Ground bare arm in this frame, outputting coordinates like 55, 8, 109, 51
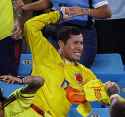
11, 0, 22, 39
87, 5, 112, 19
64, 5, 112, 19
15, 0, 51, 12
0, 75, 44, 93
21, 76, 44, 93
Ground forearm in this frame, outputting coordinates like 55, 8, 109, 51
21, 76, 44, 93
13, 0, 23, 20
24, 11, 61, 31
21, 0, 50, 11
89, 5, 111, 19
80, 5, 112, 19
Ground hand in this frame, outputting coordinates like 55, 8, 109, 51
60, 6, 85, 18
15, 0, 24, 10
11, 19, 22, 39
67, 7, 84, 16
60, 7, 72, 19
104, 81, 120, 96
0, 75, 22, 84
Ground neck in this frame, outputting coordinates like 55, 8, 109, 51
58, 49, 79, 65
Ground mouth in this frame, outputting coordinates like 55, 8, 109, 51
73, 52, 81, 56
72, 52, 82, 60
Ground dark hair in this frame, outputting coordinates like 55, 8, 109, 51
57, 26, 83, 44
111, 101, 125, 117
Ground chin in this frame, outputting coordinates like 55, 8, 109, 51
72, 57, 80, 62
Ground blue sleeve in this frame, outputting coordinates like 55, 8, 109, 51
93, 0, 109, 8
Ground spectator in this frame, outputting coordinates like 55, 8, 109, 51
14, 0, 53, 52
0, 75, 44, 117
24, 10, 118, 117
51, 0, 112, 67
0, 0, 22, 75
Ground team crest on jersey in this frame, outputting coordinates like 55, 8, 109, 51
93, 86, 102, 99
75, 73, 83, 83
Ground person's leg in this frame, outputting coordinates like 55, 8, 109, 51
80, 27, 97, 68
0, 37, 17, 75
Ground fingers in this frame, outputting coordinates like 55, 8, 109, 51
105, 81, 120, 96
60, 6, 83, 20
15, 0, 24, 9
12, 25, 22, 39
0, 75, 12, 84
60, 7, 71, 19
0, 75, 18, 84
63, 7, 83, 16
11, 19, 22, 39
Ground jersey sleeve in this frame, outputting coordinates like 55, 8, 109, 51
24, 11, 62, 69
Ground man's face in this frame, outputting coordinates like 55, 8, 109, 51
60, 34, 84, 61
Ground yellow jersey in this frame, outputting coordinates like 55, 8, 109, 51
24, 11, 109, 117
0, 0, 14, 40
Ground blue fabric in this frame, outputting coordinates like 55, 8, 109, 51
18, 53, 32, 76
68, 104, 110, 117
0, 81, 23, 97
80, 26, 97, 67
52, 0, 103, 67
53, 0, 105, 21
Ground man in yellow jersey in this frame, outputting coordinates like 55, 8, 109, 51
0, 0, 21, 75
0, 75, 46, 117
24, 10, 119, 117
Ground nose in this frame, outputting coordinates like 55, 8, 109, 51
76, 42, 83, 51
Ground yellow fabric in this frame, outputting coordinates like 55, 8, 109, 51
5, 88, 43, 117
0, 0, 14, 40
77, 103, 92, 117
83, 79, 110, 104
76, 79, 110, 117
24, 11, 109, 117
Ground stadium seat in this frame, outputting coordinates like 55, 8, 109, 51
68, 104, 110, 117
91, 53, 125, 81
0, 53, 32, 97
0, 81, 23, 97
91, 53, 125, 98
18, 53, 32, 76
91, 53, 124, 74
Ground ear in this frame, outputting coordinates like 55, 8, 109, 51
58, 40, 64, 49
